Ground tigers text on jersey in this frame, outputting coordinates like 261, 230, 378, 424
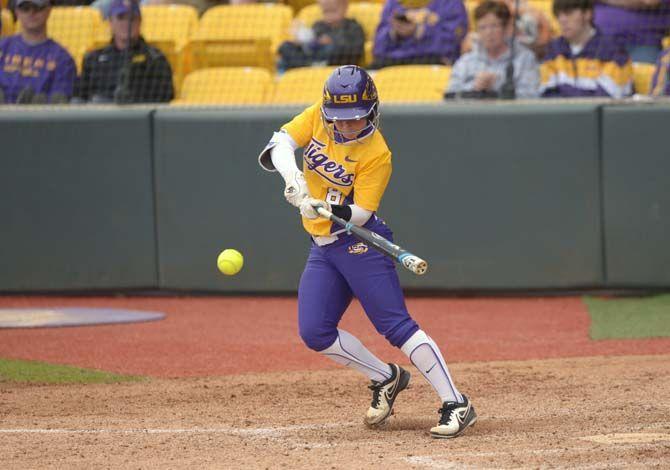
282, 102, 392, 237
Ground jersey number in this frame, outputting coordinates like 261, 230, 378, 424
326, 188, 343, 205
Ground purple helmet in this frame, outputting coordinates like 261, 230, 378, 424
321, 65, 379, 143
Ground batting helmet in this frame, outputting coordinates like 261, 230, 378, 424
321, 65, 379, 143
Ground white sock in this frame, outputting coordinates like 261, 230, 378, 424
320, 329, 393, 383
401, 330, 463, 403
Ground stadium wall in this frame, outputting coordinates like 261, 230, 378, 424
0, 109, 157, 291
1, 103, 668, 292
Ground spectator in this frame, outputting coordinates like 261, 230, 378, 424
0, 0, 76, 104
446, 0, 540, 98
594, 0, 670, 64
540, 0, 632, 97
278, 0, 365, 72
371, 0, 468, 68
650, 46, 670, 94
76, 0, 174, 103
463, 0, 556, 59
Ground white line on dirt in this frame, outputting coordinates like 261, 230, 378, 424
0, 421, 358, 437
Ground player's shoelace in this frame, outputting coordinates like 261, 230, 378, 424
437, 403, 456, 425
368, 381, 383, 408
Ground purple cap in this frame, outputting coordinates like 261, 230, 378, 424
16, 0, 50, 7
109, 0, 141, 18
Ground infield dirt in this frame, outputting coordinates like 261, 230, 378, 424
2, 354, 668, 469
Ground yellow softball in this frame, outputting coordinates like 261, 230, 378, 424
217, 249, 244, 276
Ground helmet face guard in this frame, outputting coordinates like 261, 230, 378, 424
320, 65, 380, 144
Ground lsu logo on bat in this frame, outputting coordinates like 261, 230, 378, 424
303, 138, 354, 186
348, 242, 369, 255
333, 94, 358, 104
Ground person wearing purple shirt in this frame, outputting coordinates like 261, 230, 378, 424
371, 0, 468, 68
594, 0, 670, 63
0, 0, 76, 104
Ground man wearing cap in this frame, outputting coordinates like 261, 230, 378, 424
0, 0, 76, 104
76, 0, 173, 103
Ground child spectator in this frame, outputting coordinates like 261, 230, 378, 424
0, 0, 76, 104
650, 46, 670, 95
540, 0, 633, 97
446, 0, 540, 98
371, 0, 468, 68
278, 0, 365, 72
76, 0, 174, 103
463, 0, 556, 59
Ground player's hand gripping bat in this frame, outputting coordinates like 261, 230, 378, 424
316, 207, 428, 276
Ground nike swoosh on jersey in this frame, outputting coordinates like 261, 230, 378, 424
344, 156, 358, 162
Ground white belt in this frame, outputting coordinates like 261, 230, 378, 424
312, 228, 348, 246
311, 214, 377, 246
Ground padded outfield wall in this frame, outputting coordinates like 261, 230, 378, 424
1, 103, 669, 292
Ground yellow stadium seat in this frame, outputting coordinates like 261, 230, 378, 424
271, 66, 335, 105
373, 65, 451, 103
1, 9, 14, 37
140, 5, 198, 90
632, 62, 656, 95
296, 3, 322, 28
528, 0, 560, 38
173, 67, 272, 105
285, 0, 317, 15
45, 7, 102, 71
187, 4, 292, 71
465, 0, 477, 29
348, 2, 383, 41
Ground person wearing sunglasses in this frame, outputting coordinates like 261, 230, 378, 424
0, 0, 76, 104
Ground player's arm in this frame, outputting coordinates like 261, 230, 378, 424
258, 104, 317, 207
258, 130, 308, 207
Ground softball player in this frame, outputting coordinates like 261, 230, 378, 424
258, 65, 476, 438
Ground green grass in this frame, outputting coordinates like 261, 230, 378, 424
584, 295, 670, 340
0, 358, 144, 384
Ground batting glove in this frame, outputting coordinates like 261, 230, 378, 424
300, 198, 331, 219
284, 170, 309, 207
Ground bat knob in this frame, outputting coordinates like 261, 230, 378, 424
401, 255, 428, 275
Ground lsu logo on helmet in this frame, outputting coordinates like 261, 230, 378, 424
347, 242, 369, 255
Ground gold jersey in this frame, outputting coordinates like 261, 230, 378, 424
282, 102, 392, 237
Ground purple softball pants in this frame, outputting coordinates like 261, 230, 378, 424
298, 217, 419, 352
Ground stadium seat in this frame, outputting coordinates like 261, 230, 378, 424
172, 67, 273, 105
632, 62, 656, 95
140, 5, 198, 89
527, 0, 560, 37
43, 7, 102, 71
187, 4, 292, 71
271, 66, 335, 105
373, 65, 451, 103
1, 8, 13, 37
296, 3, 322, 28
465, 0, 477, 29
